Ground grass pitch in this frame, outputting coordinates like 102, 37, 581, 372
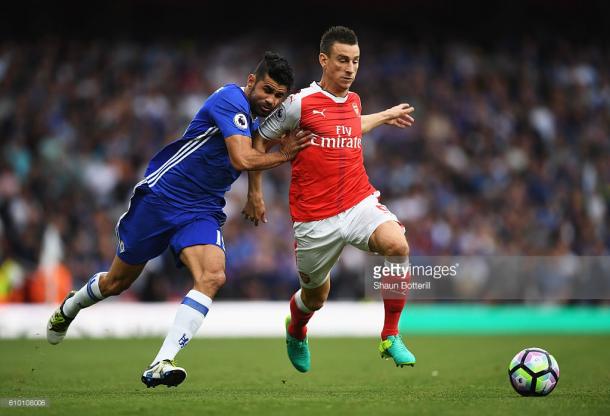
2, 335, 609, 415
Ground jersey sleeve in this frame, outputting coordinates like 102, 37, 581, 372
257, 93, 301, 140
354, 93, 362, 116
209, 88, 253, 139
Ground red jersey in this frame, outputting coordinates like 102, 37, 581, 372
259, 82, 375, 221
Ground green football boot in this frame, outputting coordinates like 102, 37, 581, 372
285, 316, 311, 373
379, 335, 416, 367
46, 290, 77, 345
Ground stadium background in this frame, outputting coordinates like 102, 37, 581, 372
0, 1, 609, 415
1, 0, 608, 305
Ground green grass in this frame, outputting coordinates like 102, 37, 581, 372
1, 336, 609, 415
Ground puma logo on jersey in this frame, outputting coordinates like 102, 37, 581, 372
312, 109, 326, 117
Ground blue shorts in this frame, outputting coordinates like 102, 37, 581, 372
115, 183, 225, 266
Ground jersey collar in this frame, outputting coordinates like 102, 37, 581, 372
240, 86, 257, 121
311, 82, 350, 103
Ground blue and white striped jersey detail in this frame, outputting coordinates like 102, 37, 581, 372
145, 127, 218, 188
141, 84, 255, 216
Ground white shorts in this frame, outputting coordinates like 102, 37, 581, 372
293, 192, 403, 289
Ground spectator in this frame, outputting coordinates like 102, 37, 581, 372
0, 35, 608, 301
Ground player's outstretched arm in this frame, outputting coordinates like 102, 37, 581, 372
361, 103, 415, 134
225, 130, 312, 171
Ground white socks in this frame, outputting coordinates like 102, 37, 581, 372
151, 289, 212, 365
62, 278, 211, 365
62, 272, 106, 318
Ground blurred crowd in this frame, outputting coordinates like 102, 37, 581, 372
1, 33, 608, 303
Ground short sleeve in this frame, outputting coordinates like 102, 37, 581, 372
258, 93, 301, 140
209, 88, 252, 139
354, 93, 362, 115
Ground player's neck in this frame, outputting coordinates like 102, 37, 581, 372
241, 86, 257, 119
317, 79, 349, 98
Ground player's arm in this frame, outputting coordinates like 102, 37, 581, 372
243, 133, 269, 225
242, 130, 305, 225
243, 99, 300, 225
361, 103, 415, 134
225, 130, 310, 171
211, 90, 307, 171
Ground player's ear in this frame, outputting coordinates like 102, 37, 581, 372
319, 53, 328, 69
246, 74, 256, 89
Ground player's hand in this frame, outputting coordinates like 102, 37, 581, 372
242, 194, 267, 226
384, 103, 415, 128
279, 129, 314, 160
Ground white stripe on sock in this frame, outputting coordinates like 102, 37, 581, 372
294, 289, 312, 313
151, 290, 211, 365
185, 289, 213, 309
62, 272, 106, 318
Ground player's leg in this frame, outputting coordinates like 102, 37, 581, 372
142, 217, 225, 388
288, 277, 330, 340
149, 244, 224, 366
286, 219, 344, 372
285, 278, 331, 373
369, 220, 410, 334
368, 220, 415, 367
46, 259, 149, 345
46, 183, 168, 345
65, 256, 146, 316
345, 193, 415, 367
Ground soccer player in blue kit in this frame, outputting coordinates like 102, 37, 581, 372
46, 52, 311, 388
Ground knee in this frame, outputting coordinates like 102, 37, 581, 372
383, 238, 410, 258
100, 273, 133, 296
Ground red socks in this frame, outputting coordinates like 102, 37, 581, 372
380, 267, 410, 340
288, 293, 314, 340
381, 298, 406, 339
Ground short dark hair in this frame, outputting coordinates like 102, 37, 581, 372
320, 26, 358, 56
254, 51, 294, 91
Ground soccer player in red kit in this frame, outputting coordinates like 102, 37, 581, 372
246, 26, 415, 372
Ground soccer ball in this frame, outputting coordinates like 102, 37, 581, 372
508, 347, 559, 396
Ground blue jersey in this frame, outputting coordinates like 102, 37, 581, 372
142, 84, 257, 223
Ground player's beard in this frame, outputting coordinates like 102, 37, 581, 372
256, 104, 273, 118
248, 91, 272, 118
